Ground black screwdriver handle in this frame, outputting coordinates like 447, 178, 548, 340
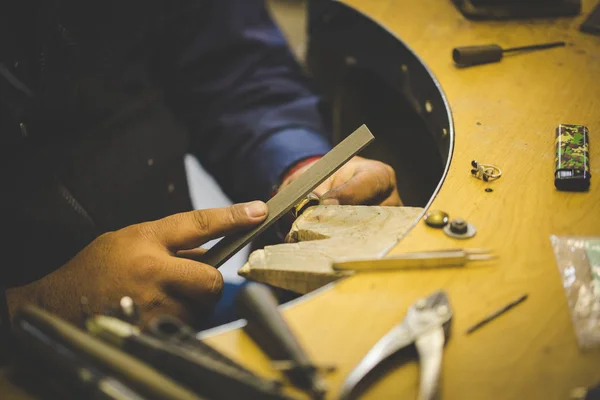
236, 283, 327, 397
237, 283, 311, 367
453, 44, 503, 66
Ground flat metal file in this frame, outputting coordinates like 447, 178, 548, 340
202, 125, 375, 268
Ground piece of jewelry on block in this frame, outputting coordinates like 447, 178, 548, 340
470, 160, 502, 182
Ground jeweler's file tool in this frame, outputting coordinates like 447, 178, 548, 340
15, 306, 200, 400
452, 41, 565, 66
202, 125, 375, 268
87, 315, 291, 400
333, 248, 494, 271
339, 291, 452, 400
236, 283, 329, 399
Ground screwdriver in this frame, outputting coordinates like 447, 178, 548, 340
452, 41, 566, 66
236, 283, 329, 399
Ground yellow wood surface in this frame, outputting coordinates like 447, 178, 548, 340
206, 1, 600, 399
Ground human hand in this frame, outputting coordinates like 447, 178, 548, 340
6, 201, 268, 325
282, 156, 402, 206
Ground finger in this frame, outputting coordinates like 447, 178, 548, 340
380, 189, 404, 207
311, 176, 334, 198
159, 256, 224, 310
147, 201, 268, 251
380, 190, 403, 207
321, 165, 395, 206
176, 248, 207, 262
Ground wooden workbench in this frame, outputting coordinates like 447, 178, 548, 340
204, 1, 600, 398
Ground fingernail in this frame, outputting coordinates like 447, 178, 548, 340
321, 198, 339, 206
245, 201, 268, 218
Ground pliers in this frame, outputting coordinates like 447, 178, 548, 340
339, 291, 453, 400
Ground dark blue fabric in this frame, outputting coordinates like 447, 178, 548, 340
158, 0, 332, 202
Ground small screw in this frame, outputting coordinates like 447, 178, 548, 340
485, 188, 493, 193
449, 218, 468, 234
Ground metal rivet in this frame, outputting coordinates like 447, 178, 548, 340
424, 210, 449, 228
425, 101, 433, 113
345, 56, 357, 65
147, 159, 154, 166
401, 64, 408, 73
19, 122, 28, 138
168, 183, 175, 193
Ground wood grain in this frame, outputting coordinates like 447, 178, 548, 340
206, 1, 600, 399
238, 205, 423, 293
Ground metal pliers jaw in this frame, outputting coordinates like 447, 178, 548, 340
339, 291, 453, 400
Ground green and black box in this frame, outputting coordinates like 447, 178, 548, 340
555, 124, 591, 191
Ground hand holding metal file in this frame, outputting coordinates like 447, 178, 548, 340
202, 125, 375, 268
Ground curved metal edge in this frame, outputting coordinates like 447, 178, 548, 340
203, 1, 455, 337
366, 16, 455, 256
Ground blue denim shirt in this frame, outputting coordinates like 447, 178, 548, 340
162, 0, 332, 201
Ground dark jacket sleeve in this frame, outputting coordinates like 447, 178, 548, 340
155, 0, 331, 202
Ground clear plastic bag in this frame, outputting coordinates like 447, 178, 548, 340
550, 235, 600, 350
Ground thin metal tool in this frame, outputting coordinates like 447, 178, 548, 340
333, 249, 494, 271
453, 41, 565, 66
87, 315, 291, 400
14, 312, 147, 400
14, 306, 200, 400
146, 315, 279, 389
202, 125, 375, 268
236, 283, 331, 399
339, 291, 452, 400
465, 294, 528, 335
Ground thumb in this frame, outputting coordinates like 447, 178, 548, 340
148, 201, 268, 251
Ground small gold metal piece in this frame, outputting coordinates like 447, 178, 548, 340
293, 193, 320, 218
424, 210, 449, 228
470, 160, 502, 182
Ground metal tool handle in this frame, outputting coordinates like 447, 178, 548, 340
452, 45, 503, 66
15, 306, 200, 400
237, 283, 311, 367
237, 283, 325, 397
415, 328, 445, 400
